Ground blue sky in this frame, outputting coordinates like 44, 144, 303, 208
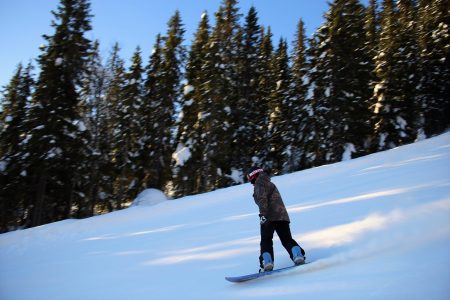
0, 0, 369, 89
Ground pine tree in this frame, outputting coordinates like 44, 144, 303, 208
103, 43, 126, 211
256, 27, 275, 170
0, 63, 34, 231
268, 38, 292, 175
22, 0, 92, 226
139, 35, 164, 193
304, 0, 372, 165
233, 6, 263, 177
287, 19, 308, 172
142, 11, 185, 193
79, 40, 108, 215
372, 0, 420, 150
417, 0, 450, 136
325, 0, 373, 161
113, 47, 144, 207
159, 10, 186, 192
201, 0, 242, 190
364, 0, 380, 150
172, 12, 210, 196
301, 27, 334, 168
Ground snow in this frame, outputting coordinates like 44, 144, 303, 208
226, 168, 244, 184
55, 57, 63, 66
1, 133, 450, 300
183, 84, 195, 95
131, 189, 167, 207
276, 80, 283, 90
73, 120, 87, 132
341, 143, 356, 161
172, 143, 192, 167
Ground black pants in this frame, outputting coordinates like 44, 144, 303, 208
259, 221, 305, 268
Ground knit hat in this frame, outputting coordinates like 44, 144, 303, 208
247, 167, 264, 183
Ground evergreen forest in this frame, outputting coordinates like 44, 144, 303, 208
1, 0, 449, 232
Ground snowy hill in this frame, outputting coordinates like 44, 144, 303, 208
1, 133, 450, 300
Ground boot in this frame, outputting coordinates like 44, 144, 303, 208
261, 252, 274, 271
292, 246, 305, 265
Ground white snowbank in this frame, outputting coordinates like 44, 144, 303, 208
131, 188, 167, 207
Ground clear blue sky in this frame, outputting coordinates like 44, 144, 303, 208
0, 0, 369, 89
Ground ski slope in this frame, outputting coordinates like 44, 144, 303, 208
1, 133, 450, 300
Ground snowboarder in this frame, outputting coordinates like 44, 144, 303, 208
247, 166, 306, 272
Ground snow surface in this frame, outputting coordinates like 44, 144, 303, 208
1, 133, 450, 300
131, 189, 167, 207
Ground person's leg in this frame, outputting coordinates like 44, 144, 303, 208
259, 222, 275, 269
274, 221, 305, 260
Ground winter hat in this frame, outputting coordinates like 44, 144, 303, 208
247, 167, 264, 183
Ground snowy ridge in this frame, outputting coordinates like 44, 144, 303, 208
1, 133, 450, 300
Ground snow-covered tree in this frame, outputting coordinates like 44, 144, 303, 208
286, 19, 308, 172
21, 0, 93, 226
372, 0, 420, 150
302, 0, 372, 166
141, 11, 185, 193
232, 6, 263, 177
417, 0, 450, 137
256, 27, 275, 170
172, 12, 210, 196
268, 38, 292, 175
113, 47, 144, 207
200, 0, 242, 190
0, 63, 34, 231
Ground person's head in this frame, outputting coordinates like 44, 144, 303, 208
247, 167, 264, 185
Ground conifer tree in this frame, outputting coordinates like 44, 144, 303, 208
417, 0, 450, 136
172, 12, 210, 196
325, 0, 373, 161
232, 6, 267, 178
256, 27, 275, 170
159, 11, 186, 192
372, 0, 420, 150
103, 42, 126, 211
79, 40, 108, 215
287, 19, 308, 172
113, 47, 144, 207
305, 0, 372, 164
268, 38, 292, 175
201, 0, 242, 190
233, 6, 263, 176
0, 63, 34, 231
396, 0, 421, 136
22, 0, 92, 226
142, 11, 185, 192
364, 0, 380, 149
300, 31, 329, 168
139, 35, 165, 192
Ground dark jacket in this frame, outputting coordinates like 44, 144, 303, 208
253, 172, 290, 222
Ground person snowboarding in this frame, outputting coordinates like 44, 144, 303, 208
247, 166, 306, 272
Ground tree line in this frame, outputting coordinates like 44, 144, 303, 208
1, 0, 448, 232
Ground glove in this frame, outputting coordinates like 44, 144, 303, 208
259, 215, 267, 225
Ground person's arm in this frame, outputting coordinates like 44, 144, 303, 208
254, 180, 269, 218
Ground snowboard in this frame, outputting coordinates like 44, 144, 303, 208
225, 262, 310, 283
